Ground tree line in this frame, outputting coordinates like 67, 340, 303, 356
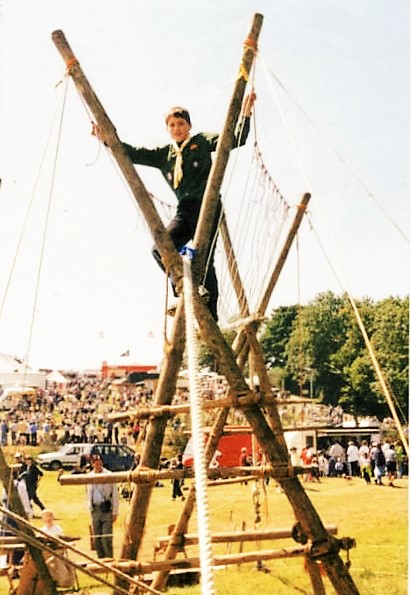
259, 291, 409, 421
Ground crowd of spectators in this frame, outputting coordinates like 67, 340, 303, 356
0, 373, 407, 491
0, 375, 155, 448
291, 438, 407, 486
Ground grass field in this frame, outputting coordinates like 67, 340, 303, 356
0, 459, 408, 594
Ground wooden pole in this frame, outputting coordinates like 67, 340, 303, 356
156, 525, 338, 546
50, 30, 190, 572
58, 464, 327, 486
219, 211, 249, 314
120, 312, 186, 563
51, 29, 184, 296
83, 544, 324, 574
192, 14, 263, 280
106, 391, 268, 421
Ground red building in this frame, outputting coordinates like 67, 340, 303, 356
101, 360, 157, 379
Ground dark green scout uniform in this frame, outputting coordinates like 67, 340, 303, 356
122, 116, 251, 320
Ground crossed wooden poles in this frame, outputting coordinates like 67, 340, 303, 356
52, 13, 359, 595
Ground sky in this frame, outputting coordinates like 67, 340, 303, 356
0, 0, 409, 372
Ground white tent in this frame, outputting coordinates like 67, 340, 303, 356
45, 370, 69, 387
0, 353, 46, 389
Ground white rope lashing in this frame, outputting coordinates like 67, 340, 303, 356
182, 247, 215, 595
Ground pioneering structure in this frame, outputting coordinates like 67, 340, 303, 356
0, 13, 360, 595
52, 13, 359, 595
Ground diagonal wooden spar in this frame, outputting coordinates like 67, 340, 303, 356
51, 30, 184, 298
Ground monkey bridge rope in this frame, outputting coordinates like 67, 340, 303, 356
182, 246, 215, 595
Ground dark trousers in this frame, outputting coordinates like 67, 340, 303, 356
27, 487, 45, 511
152, 200, 220, 320
91, 508, 114, 558
172, 479, 184, 499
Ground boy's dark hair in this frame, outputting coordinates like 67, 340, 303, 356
165, 107, 191, 125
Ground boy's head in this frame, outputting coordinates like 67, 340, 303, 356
165, 107, 192, 143
42, 509, 55, 526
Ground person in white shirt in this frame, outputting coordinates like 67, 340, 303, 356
346, 441, 360, 477
40, 509, 64, 537
86, 456, 119, 558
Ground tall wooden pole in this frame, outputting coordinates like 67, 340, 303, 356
219, 211, 249, 315
51, 30, 188, 565
120, 312, 185, 563
51, 30, 184, 295
192, 13, 263, 280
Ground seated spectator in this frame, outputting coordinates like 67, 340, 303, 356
40, 510, 64, 538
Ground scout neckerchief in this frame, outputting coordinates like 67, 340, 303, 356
173, 136, 191, 189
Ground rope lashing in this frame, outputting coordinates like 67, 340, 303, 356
243, 38, 258, 53
237, 39, 258, 82
222, 312, 266, 331
65, 57, 79, 74
182, 245, 215, 595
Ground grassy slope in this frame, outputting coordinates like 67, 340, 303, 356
0, 467, 407, 594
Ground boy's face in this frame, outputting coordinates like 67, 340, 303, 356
42, 512, 54, 525
166, 115, 191, 143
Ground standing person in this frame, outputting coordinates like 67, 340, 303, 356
373, 444, 386, 485
1, 472, 33, 566
384, 443, 397, 487
209, 449, 222, 469
328, 440, 346, 474
0, 419, 9, 446
21, 455, 46, 512
346, 441, 360, 477
86, 456, 119, 558
93, 93, 256, 321
239, 447, 251, 466
113, 421, 121, 445
360, 451, 372, 484
171, 454, 185, 501
358, 440, 370, 460
394, 441, 405, 479
29, 420, 38, 446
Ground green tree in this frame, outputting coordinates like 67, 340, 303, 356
285, 292, 349, 403
369, 296, 409, 418
197, 330, 236, 373
333, 298, 383, 417
260, 305, 298, 391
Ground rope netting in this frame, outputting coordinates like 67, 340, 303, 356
217, 139, 291, 325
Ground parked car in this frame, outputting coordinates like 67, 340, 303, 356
36, 443, 135, 472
